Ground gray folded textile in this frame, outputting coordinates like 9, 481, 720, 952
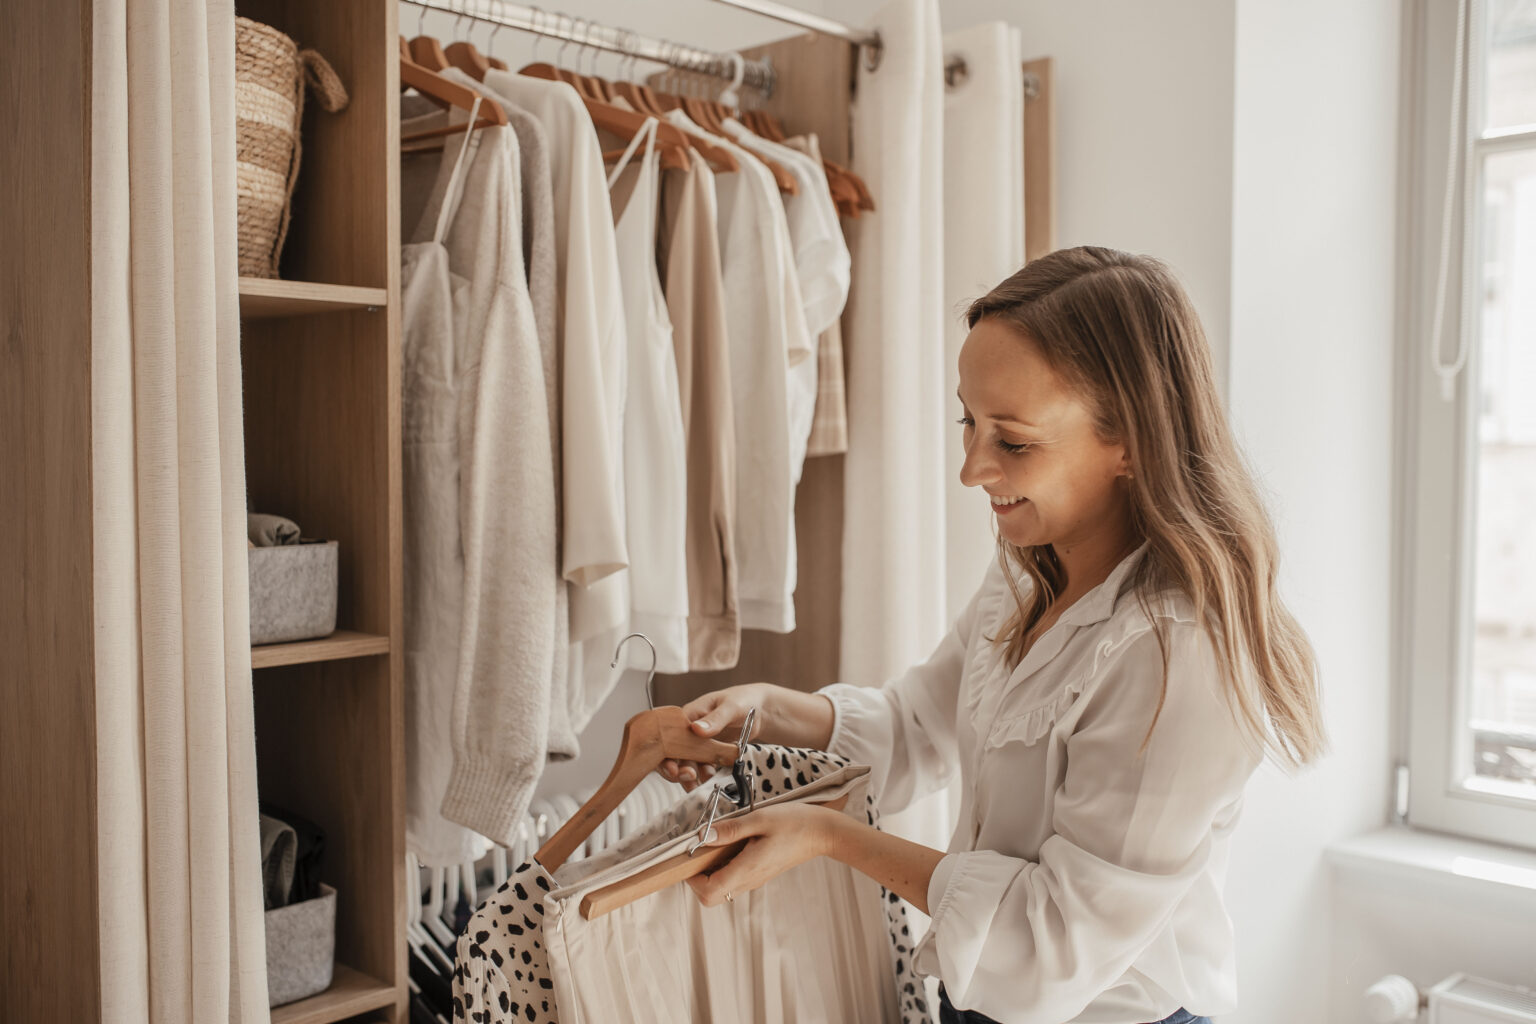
248, 512, 302, 547
260, 813, 298, 910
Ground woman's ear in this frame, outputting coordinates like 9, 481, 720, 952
1114, 446, 1133, 480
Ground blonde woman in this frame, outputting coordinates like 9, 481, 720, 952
662, 247, 1325, 1024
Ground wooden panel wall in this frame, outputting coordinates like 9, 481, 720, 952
657, 31, 857, 707
1023, 57, 1056, 262
0, 0, 102, 1019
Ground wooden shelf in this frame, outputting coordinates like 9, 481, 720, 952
270, 963, 397, 1024
239, 278, 388, 319
252, 630, 390, 670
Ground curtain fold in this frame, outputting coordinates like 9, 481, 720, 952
92, 0, 270, 1020
942, 21, 1027, 618
841, 0, 947, 687
840, 0, 951, 883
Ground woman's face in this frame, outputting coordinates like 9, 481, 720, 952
956, 318, 1131, 552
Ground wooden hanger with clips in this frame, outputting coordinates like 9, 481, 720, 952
572, 708, 853, 919
535, 705, 740, 873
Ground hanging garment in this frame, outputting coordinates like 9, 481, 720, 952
783, 134, 849, 458
400, 107, 558, 855
453, 746, 933, 1024
721, 119, 850, 339
820, 548, 1259, 1023
721, 119, 850, 485
941, 21, 1027, 622
600, 120, 690, 678
658, 151, 741, 671
481, 71, 631, 659
665, 109, 813, 635
434, 68, 578, 760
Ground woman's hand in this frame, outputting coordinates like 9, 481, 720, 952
657, 683, 838, 792
658, 683, 769, 792
685, 803, 845, 907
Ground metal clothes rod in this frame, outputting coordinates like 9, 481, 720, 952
707, 0, 883, 69
400, 0, 778, 95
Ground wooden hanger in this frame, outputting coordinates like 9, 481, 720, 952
409, 35, 450, 72
613, 80, 668, 119
445, 40, 490, 82
535, 707, 739, 872
607, 84, 737, 174
578, 791, 851, 919
521, 63, 700, 174
400, 40, 507, 150
656, 92, 787, 190
826, 156, 876, 212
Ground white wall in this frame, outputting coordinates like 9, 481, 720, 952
829, 0, 1237, 387
1224, 1, 1401, 1022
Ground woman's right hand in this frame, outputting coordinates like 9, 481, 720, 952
658, 682, 836, 792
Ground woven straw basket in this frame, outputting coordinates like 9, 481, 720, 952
235, 17, 349, 279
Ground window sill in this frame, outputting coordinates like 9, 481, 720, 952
1326, 825, 1536, 903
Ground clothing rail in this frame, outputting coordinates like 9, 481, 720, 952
705, 0, 883, 68
400, 0, 778, 95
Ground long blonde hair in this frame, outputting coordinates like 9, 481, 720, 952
966, 247, 1325, 768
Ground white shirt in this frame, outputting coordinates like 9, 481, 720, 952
665, 110, 812, 634
721, 119, 849, 485
722, 118, 850, 339
821, 546, 1261, 1023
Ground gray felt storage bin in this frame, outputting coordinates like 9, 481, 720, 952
249, 540, 338, 645
265, 883, 336, 1007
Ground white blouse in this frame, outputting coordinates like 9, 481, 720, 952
821, 546, 1261, 1023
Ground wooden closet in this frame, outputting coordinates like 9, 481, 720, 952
237, 1, 406, 1021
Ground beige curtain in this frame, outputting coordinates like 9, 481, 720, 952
91, 0, 270, 1021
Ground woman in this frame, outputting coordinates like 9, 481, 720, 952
660, 246, 1325, 1024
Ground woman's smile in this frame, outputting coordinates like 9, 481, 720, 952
988, 493, 1029, 514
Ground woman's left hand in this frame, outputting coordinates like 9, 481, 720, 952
686, 802, 846, 907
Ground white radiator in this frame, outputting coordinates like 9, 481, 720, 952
1430, 975, 1536, 1024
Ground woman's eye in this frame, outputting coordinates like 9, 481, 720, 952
995, 438, 1032, 454
956, 416, 975, 429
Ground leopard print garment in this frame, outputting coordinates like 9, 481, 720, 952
453, 744, 932, 1024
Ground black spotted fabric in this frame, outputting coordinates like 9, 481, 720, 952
453, 744, 932, 1024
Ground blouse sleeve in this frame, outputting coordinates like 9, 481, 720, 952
816, 571, 992, 815
923, 621, 1261, 1023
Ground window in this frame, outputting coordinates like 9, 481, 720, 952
1403, 0, 1536, 847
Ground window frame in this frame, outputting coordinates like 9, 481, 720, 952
1401, 0, 1536, 849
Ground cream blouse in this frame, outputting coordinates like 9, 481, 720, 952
821, 546, 1261, 1023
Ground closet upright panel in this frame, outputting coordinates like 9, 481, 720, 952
238, 0, 405, 1020
0, 0, 102, 1017
657, 31, 857, 706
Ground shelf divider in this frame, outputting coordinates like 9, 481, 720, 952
239, 278, 388, 320
251, 630, 390, 670
269, 963, 398, 1024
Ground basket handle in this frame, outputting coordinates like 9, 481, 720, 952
298, 50, 349, 113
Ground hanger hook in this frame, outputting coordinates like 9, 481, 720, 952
584, 17, 599, 77
611, 632, 659, 709
417, 0, 428, 37
529, 7, 545, 64
487, 15, 503, 59
555, 13, 573, 67
453, 0, 468, 41
719, 52, 746, 108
